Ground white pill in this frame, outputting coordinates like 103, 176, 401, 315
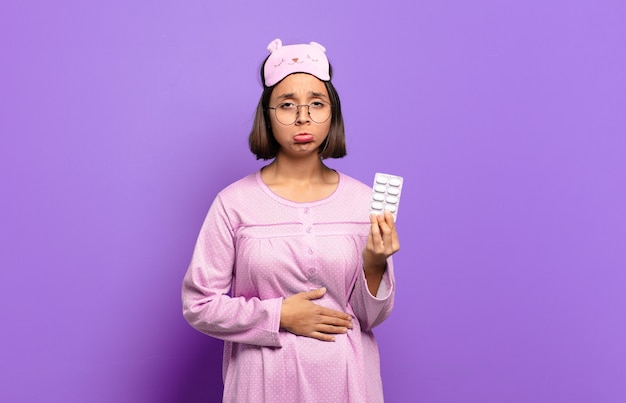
386, 195, 399, 204
389, 178, 402, 187
373, 193, 385, 201
376, 175, 389, 184
374, 184, 387, 193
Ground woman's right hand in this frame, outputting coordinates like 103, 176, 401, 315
279, 287, 353, 341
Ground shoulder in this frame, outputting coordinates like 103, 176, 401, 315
216, 171, 261, 199
337, 171, 371, 195
207, 171, 264, 226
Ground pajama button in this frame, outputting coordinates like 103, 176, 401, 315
308, 248, 314, 254
304, 208, 310, 214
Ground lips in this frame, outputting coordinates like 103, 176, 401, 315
293, 133, 314, 143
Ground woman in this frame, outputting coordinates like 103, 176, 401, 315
182, 38, 400, 403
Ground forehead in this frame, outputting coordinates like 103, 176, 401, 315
270, 73, 329, 100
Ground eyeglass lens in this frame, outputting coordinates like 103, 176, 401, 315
273, 103, 331, 125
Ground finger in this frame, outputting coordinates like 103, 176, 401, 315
325, 318, 353, 329
384, 210, 395, 227
319, 314, 353, 329
310, 331, 337, 342
301, 287, 326, 300
383, 211, 401, 251
374, 213, 393, 248
369, 213, 383, 246
318, 307, 352, 322
369, 212, 378, 224
317, 323, 350, 334
377, 212, 391, 233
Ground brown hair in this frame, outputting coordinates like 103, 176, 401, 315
248, 63, 346, 160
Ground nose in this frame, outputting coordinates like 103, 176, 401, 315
295, 105, 310, 124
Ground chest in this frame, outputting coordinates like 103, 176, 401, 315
231, 221, 368, 303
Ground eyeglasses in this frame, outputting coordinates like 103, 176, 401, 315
267, 101, 332, 125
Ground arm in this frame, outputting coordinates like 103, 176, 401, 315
350, 211, 400, 331
181, 196, 283, 347
363, 211, 400, 295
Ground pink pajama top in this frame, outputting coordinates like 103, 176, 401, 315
182, 170, 395, 403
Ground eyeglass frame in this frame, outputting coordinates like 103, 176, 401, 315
266, 101, 333, 126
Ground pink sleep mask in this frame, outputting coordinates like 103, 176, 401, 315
263, 38, 331, 87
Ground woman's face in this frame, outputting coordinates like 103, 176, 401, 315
268, 73, 332, 158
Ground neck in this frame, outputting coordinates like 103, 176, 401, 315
266, 153, 329, 182
260, 153, 339, 202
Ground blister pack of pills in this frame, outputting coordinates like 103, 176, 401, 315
370, 172, 404, 221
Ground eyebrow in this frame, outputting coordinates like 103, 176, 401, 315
275, 91, 330, 101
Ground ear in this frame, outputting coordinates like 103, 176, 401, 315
267, 38, 283, 53
309, 41, 327, 53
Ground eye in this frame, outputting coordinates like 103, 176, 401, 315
278, 102, 296, 110
309, 101, 327, 109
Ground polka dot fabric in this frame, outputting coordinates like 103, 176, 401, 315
182, 170, 395, 403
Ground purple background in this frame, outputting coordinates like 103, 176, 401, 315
1, 0, 625, 402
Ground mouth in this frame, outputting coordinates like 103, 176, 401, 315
293, 133, 314, 143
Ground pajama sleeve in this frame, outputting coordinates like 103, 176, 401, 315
348, 255, 395, 332
181, 195, 283, 348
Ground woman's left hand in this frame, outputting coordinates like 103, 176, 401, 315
362, 211, 400, 294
